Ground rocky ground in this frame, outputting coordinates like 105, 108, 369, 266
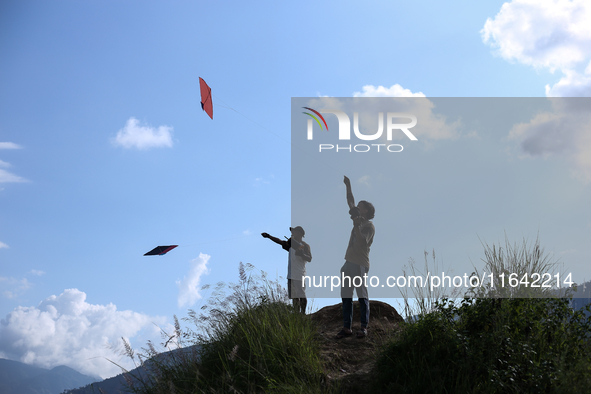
309, 301, 404, 393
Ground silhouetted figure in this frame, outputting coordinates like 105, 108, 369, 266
336, 176, 375, 339
261, 226, 312, 314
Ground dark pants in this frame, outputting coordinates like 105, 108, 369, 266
342, 297, 369, 329
340, 261, 369, 328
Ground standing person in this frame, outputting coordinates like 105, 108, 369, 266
261, 226, 312, 314
337, 175, 375, 339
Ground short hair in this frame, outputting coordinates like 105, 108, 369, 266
360, 200, 375, 220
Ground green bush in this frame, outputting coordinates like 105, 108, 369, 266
372, 297, 591, 393
372, 310, 468, 393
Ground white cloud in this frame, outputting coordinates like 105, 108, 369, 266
0, 289, 165, 379
358, 175, 371, 186
0, 142, 22, 150
0, 241, 8, 249
482, 0, 591, 96
483, 0, 591, 180
482, 0, 591, 70
29, 270, 45, 276
0, 169, 28, 183
176, 254, 210, 308
545, 63, 591, 97
353, 84, 426, 97
112, 117, 174, 150
254, 174, 274, 186
0, 277, 32, 299
508, 99, 591, 182
0, 144, 28, 183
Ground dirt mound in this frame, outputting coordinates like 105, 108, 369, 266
309, 301, 404, 393
310, 300, 404, 329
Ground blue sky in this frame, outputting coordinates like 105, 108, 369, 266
2, 0, 591, 379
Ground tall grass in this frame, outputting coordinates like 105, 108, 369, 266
399, 249, 462, 322
469, 235, 568, 298
122, 263, 330, 394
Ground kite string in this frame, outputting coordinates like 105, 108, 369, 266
212, 94, 291, 146
178, 233, 254, 249
211, 94, 342, 176
213, 103, 233, 110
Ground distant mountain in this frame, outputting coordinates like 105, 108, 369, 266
61, 370, 131, 394
0, 359, 98, 394
65, 345, 201, 394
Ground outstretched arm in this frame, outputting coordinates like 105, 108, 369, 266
344, 176, 355, 210
261, 233, 289, 251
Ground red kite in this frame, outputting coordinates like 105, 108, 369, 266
199, 77, 213, 120
144, 245, 178, 256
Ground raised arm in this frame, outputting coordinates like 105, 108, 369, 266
344, 175, 355, 210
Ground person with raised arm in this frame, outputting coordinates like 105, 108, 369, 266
336, 176, 375, 339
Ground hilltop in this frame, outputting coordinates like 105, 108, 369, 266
309, 301, 404, 393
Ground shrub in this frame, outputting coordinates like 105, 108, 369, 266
372, 297, 591, 393
372, 310, 468, 393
